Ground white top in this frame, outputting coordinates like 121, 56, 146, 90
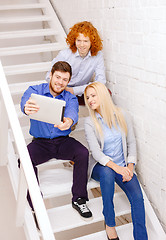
45, 48, 106, 96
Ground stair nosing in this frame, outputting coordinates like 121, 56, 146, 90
0, 3, 46, 11
47, 192, 130, 233
0, 42, 63, 56
0, 29, 58, 39
73, 222, 133, 240
0, 15, 52, 24
3, 61, 52, 75
9, 80, 47, 95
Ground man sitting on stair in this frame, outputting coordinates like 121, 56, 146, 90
20, 61, 92, 223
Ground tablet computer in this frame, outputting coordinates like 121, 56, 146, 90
29, 93, 66, 125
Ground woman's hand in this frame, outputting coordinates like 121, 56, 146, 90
24, 98, 39, 115
114, 165, 132, 182
122, 163, 134, 182
106, 161, 134, 182
54, 117, 73, 130
127, 163, 134, 176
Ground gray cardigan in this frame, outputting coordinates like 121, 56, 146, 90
84, 111, 137, 179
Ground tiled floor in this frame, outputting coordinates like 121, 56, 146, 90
0, 166, 26, 240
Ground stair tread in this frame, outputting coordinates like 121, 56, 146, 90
0, 3, 46, 11
0, 29, 58, 39
3, 61, 52, 75
73, 223, 133, 240
47, 192, 130, 232
9, 80, 47, 95
0, 42, 63, 56
39, 166, 100, 199
0, 15, 52, 24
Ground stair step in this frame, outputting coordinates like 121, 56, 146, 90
39, 166, 100, 199
0, 42, 63, 56
0, 29, 58, 39
3, 61, 51, 75
47, 192, 130, 233
9, 80, 47, 95
0, 15, 52, 24
0, 3, 46, 11
73, 223, 133, 240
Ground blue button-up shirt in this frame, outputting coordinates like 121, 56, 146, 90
97, 114, 125, 167
45, 48, 106, 96
20, 83, 79, 139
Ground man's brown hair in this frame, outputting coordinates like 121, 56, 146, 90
51, 61, 72, 81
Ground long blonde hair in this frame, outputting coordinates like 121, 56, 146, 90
84, 82, 127, 137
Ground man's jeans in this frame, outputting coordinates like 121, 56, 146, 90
92, 163, 148, 240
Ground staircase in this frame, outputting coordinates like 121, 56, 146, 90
0, 1, 166, 240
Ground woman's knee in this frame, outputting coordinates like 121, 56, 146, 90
99, 166, 115, 184
128, 176, 144, 204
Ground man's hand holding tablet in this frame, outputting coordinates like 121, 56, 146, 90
27, 93, 66, 126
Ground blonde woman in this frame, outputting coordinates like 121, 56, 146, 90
84, 82, 148, 240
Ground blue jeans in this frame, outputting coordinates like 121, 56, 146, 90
92, 163, 148, 240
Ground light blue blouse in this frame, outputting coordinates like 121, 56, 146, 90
99, 115, 126, 167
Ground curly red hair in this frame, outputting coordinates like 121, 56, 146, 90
66, 21, 103, 56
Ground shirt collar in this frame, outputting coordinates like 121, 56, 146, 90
95, 112, 102, 120
58, 90, 67, 100
43, 83, 66, 100
43, 83, 50, 95
75, 50, 91, 59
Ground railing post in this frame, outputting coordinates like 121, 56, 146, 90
0, 92, 8, 166
16, 165, 28, 227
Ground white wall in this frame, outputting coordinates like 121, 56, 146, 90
51, 0, 166, 231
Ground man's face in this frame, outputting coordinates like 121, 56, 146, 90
75, 33, 91, 57
49, 70, 70, 97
